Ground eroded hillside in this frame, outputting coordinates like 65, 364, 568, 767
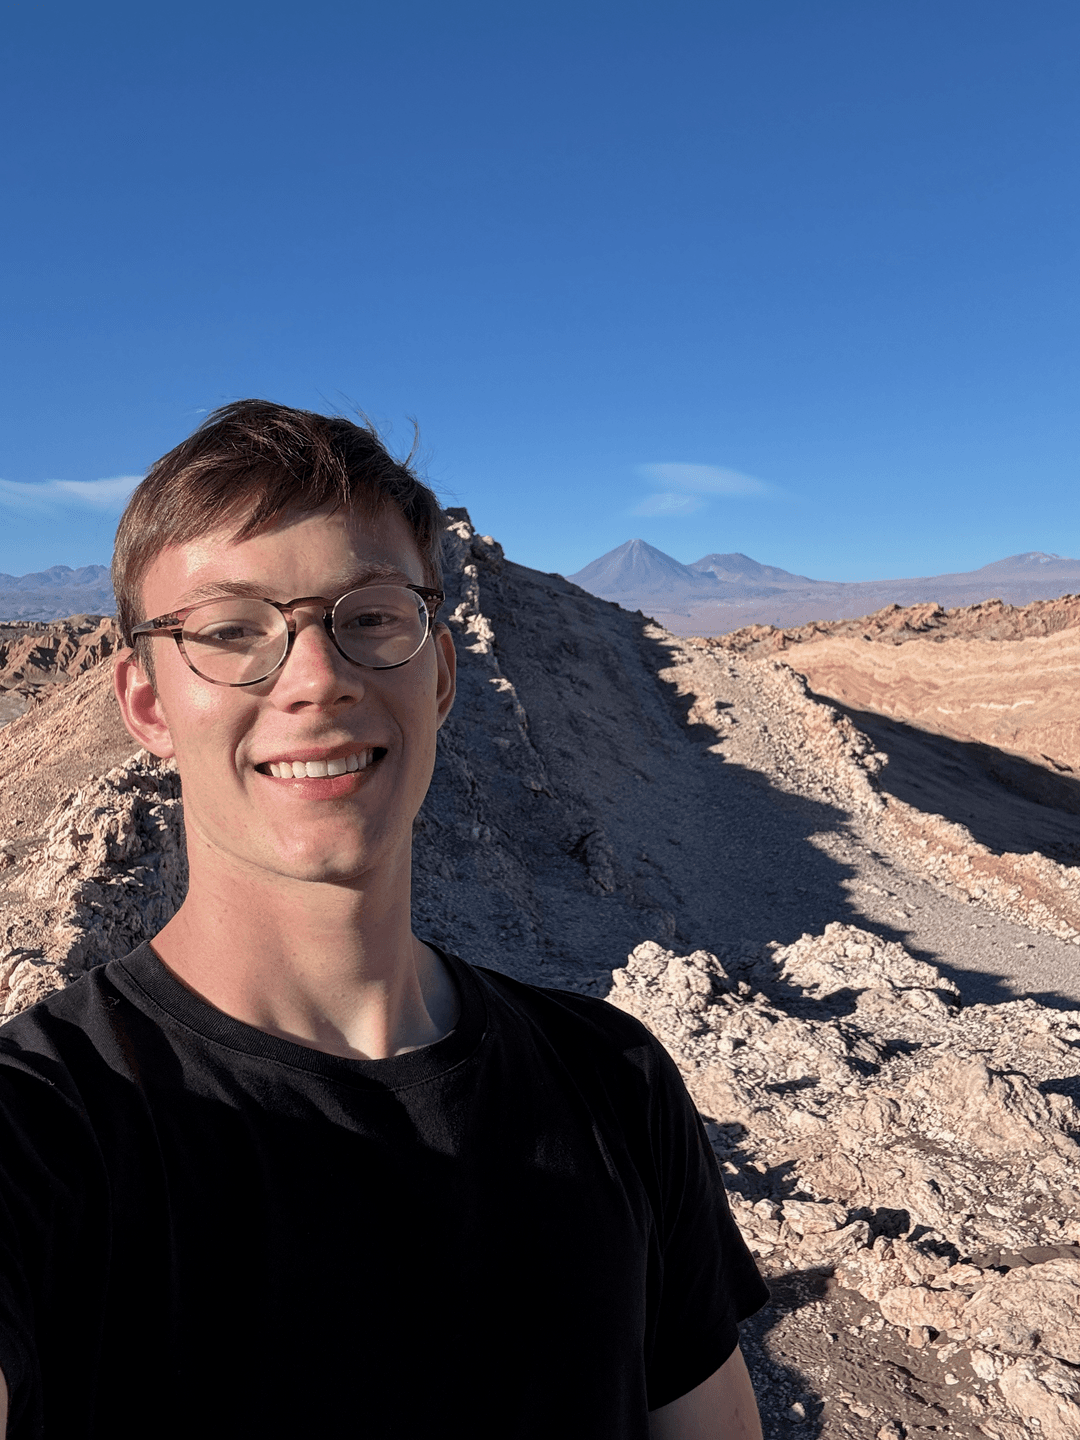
1, 515, 1079, 1439
0, 615, 120, 728
705, 596, 1080, 779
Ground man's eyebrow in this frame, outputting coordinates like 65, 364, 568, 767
176, 564, 413, 608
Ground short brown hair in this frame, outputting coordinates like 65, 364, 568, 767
113, 400, 444, 648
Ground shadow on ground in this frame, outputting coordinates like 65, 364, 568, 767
832, 703, 1080, 866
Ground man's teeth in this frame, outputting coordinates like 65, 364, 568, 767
267, 753, 371, 779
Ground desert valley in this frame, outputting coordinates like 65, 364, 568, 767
1, 512, 1079, 1439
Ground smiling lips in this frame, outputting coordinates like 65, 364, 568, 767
262, 749, 382, 779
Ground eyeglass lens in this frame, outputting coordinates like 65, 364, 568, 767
179, 586, 430, 685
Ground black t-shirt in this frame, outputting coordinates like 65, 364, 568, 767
0, 944, 766, 1438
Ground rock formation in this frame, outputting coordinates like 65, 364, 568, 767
0, 615, 120, 728
610, 927, 1080, 1436
702, 597, 1080, 781
1, 510, 1078, 1438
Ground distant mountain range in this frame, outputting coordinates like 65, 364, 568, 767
5, 545, 1080, 634
566, 541, 1080, 636
0, 565, 114, 621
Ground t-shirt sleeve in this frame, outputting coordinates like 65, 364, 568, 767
642, 1041, 769, 1411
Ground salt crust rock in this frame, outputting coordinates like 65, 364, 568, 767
901, 1050, 1079, 1159
0, 754, 186, 1011
997, 1359, 1080, 1440
963, 1259, 1080, 1365
605, 923, 1080, 1437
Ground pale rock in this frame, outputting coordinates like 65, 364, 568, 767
998, 1359, 1080, 1440
961, 1258, 1080, 1364
794, 1220, 871, 1268
3, 959, 65, 1015
782, 1199, 848, 1235
877, 1284, 970, 1334
837, 1237, 960, 1303
900, 1052, 1080, 1159
687, 1068, 759, 1131
796, 1150, 865, 1202
777, 922, 959, 1004
969, 1349, 1002, 1381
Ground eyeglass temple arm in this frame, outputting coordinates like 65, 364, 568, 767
130, 615, 183, 637
411, 587, 444, 619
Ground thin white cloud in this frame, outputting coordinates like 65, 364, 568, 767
631, 492, 706, 517
0, 475, 141, 514
636, 462, 782, 498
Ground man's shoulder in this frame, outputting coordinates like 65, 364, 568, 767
471, 962, 646, 1036
465, 960, 672, 1081
0, 957, 135, 1081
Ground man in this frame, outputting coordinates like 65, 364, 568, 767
0, 402, 767, 1437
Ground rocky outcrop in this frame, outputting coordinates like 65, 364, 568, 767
0, 756, 186, 1010
607, 924, 1080, 1437
713, 595, 1080, 655
0, 616, 121, 729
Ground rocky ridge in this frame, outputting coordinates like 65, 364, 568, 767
664, 637, 1080, 946
710, 596, 1080, 656
696, 599, 1080, 792
0, 510, 1078, 1437
0, 615, 120, 728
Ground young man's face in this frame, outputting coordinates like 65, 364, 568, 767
116, 505, 456, 889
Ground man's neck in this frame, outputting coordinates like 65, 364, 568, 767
150, 847, 458, 1062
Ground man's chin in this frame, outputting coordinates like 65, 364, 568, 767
189, 818, 412, 889
263, 848, 383, 887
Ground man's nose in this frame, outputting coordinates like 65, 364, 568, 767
272, 608, 363, 706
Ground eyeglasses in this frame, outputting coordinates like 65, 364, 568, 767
130, 584, 444, 688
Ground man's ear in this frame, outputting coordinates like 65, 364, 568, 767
113, 650, 176, 759
433, 624, 456, 730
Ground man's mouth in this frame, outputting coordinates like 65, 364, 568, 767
255, 748, 386, 779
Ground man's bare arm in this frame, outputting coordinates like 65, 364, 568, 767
0, 1365, 8, 1436
648, 1344, 762, 1440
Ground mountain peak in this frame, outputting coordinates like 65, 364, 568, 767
567, 539, 697, 595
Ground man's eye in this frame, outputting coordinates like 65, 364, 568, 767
190, 623, 266, 644
340, 609, 394, 630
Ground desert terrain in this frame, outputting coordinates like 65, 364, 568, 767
568, 537, 1080, 636
1, 512, 1079, 1438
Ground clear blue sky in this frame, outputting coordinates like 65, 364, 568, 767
2, 0, 1077, 582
